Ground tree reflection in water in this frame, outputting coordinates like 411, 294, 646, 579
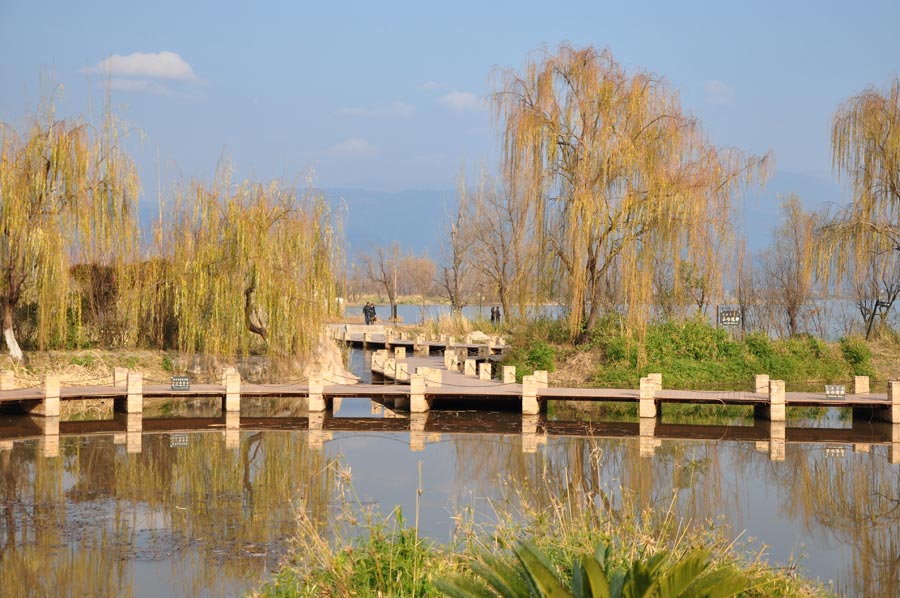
0, 410, 898, 597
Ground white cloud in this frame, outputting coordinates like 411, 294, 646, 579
422, 81, 443, 90
84, 51, 198, 81
704, 80, 735, 106
336, 101, 414, 117
438, 91, 481, 111
108, 78, 172, 95
329, 138, 380, 156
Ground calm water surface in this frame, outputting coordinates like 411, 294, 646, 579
0, 348, 898, 597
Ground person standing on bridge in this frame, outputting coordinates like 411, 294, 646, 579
363, 302, 372, 325
494, 306, 501, 326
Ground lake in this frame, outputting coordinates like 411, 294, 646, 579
0, 347, 898, 597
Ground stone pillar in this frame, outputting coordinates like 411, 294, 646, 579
363, 331, 372, 347
410, 374, 429, 413
414, 334, 428, 356
639, 377, 656, 418
881, 380, 900, 424
396, 361, 409, 382
35, 375, 60, 417
639, 416, 660, 458
464, 359, 477, 376
308, 377, 326, 412
534, 370, 549, 389
853, 375, 870, 395
410, 412, 428, 451
502, 366, 516, 384
0, 370, 14, 390
522, 375, 539, 415
385, 358, 397, 379
648, 372, 662, 390
113, 367, 128, 388
769, 420, 786, 462
768, 380, 786, 422
754, 374, 770, 394
394, 347, 407, 360
424, 368, 442, 387
478, 362, 491, 381
124, 372, 143, 414
223, 370, 241, 412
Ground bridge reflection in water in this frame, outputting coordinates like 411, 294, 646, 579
2, 403, 898, 463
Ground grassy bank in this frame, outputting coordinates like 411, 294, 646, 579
501, 317, 882, 392
255, 460, 829, 597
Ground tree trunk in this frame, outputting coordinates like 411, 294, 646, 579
2, 302, 23, 361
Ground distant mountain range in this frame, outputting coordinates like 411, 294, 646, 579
136, 171, 850, 259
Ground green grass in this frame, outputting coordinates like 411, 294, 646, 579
593, 321, 861, 391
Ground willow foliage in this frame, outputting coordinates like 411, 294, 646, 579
156, 173, 340, 358
491, 44, 767, 342
822, 78, 900, 287
0, 96, 139, 358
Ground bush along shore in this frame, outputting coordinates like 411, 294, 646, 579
501, 317, 880, 392
254, 459, 830, 597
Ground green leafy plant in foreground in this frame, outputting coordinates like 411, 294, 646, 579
437, 540, 750, 598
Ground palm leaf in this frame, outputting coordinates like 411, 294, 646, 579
514, 541, 572, 598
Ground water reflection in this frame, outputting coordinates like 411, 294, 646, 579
0, 403, 899, 595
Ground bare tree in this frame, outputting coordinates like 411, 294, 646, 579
761, 195, 818, 337
465, 171, 540, 321
438, 181, 472, 313
403, 253, 437, 322
362, 242, 402, 322
853, 243, 900, 339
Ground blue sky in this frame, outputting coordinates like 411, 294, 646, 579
1, 0, 899, 233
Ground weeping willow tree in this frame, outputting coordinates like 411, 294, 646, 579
157, 171, 339, 358
821, 78, 900, 314
491, 44, 767, 342
0, 96, 139, 359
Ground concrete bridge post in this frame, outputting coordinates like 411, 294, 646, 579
414, 334, 428, 356
114, 367, 128, 387
397, 361, 409, 382
223, 370, 241, 412
394, 347, 406, 360
534, 370, 549, 388
853, 375, 870, 395
34, 375, 61, 417
522, 375, 539, 415
502, 366, 516, 384
464, 359, 476, 376
308, 377, 326, 412
121, 372, 143, 414
478, 362, 491, 380
754, 374, 770, 394
385, 358, 397, 380
639, 377, 656, 418
410, 373, 429, 413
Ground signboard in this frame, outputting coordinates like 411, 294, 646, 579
171, 376, 190, 391
825, 384, 846, 399
718, 307, 742, 327
169, 434, 189, 448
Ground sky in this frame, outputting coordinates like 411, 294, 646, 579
1, 0, 899, 244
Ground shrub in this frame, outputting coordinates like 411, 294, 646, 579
839, 336, 875, 378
